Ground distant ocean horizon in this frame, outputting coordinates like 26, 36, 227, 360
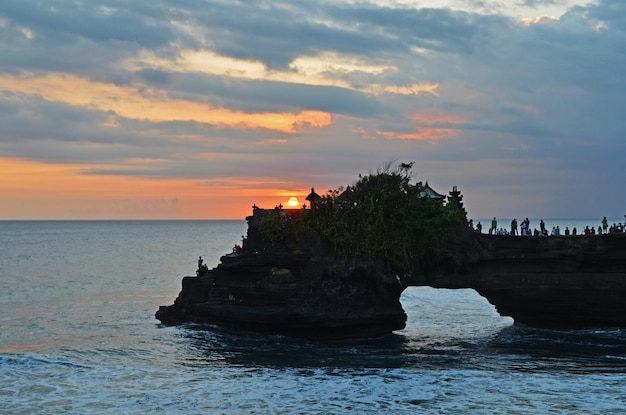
2, 217, 623, 229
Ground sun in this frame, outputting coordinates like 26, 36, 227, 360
287, 197, 299, 207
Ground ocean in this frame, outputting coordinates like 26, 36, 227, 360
1, 220, 625, 414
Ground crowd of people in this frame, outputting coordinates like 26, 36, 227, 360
472, 215, 626, 237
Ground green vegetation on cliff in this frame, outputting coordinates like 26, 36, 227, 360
259, 162, 471, 274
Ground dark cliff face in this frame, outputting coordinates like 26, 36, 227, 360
411, 233, 626, 329
156, 210, 407, 339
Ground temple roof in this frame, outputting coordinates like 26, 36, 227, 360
419, 182, 445, 199
305, 187, 321, 202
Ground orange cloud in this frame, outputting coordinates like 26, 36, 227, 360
520, 15, 559, 26
0, 72, 332, 133
378, 111, 466, 141
379, 128, 458, 141
410, 112, 465, 125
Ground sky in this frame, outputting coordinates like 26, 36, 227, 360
1, 0, 624, 220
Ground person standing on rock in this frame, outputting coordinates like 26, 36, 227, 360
602, 217, 608, 234
511, 219, 518, 236
491, 217, 497, 235
198, 256, 203, 270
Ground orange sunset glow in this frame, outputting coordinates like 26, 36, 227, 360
0, 157, 310, 219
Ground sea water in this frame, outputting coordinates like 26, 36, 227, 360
1, 220, 625, 414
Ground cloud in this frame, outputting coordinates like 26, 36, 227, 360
0, 72, 333, 133
0, 1, 176, 47
520, 15, 560, 26
0, 0, 625, 219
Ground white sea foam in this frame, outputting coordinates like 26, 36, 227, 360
2, 353, 626, 414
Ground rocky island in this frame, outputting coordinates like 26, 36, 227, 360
157, 163, 626, 337
156, 162, 471, 338
155, 207, 409, 339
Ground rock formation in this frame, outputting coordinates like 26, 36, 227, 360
156, 208, 407, 339
157, 204, 626, 337
410, 233, 626, 329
